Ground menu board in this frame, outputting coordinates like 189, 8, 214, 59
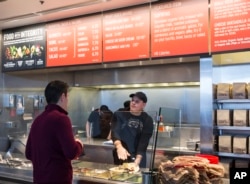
46, 15, 102, 67
210, 0, 250, 52
2, 25, 46, 71
103, 6, 150, 62
151, 0, 209, 57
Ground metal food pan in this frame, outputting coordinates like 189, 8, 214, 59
125, 174, 142, 183
110, 173, 134, 181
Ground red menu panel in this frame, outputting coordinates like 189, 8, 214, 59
46, 15, 102, 67
211, 0, 250, 52
151, 0, 209, 57
103, 6, 150, 62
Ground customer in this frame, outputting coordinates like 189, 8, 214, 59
25, 80, 83, 184
86, 105, 113, 139
111, 92, 153, 168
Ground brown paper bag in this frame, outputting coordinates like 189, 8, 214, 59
219, 136, 232, 153
213, 110, 216, 126
234, 160, 249, 168
233, 110, 248, 126
213, 84, 217, 99
247, 83, 250, 99
217, 83, 231, 99
233, 136, 247, 154
217, 110, 231, 126
249, 137, 250, 154
232, 83, 246, 99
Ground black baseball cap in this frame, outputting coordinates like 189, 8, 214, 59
129, 92, 147, 103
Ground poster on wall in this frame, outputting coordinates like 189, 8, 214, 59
210, 0, 250, 53
46, 15, 102, 67
2, 25, 46, 71
103, 6, 150, 62
151, 0, 209, 57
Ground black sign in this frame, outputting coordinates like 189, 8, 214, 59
2, 25, 46, 71
230, 168, 249, 184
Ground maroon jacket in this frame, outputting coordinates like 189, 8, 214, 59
25, 104, 83, 184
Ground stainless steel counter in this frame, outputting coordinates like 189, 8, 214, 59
0, 160, 143, 184
0, 160, 230, 184
0, 138, 229, 183
80, 138, 198, 167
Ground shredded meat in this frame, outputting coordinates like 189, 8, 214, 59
158, 156, 224, 184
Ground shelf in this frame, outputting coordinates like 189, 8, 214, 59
214, 126, 250, 136
214, 99, 250, 103
214, 126, 250, 131
214, 99, 250, 109
214, 152, 250, 159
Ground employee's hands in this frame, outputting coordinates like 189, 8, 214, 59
134, 154, 142, 166
116, 144, 130, 160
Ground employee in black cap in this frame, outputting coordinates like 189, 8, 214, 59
111, 91, 154, 168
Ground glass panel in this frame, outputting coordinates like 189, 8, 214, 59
157, 107, 182, 148
148, 107, 182, 170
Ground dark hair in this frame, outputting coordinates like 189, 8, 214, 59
123, 100, 130, 108
45, 80, 69, 104
100, 105, 109, 111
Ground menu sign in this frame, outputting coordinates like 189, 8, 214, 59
103, 6, 150, 62
46, 15, 102, 67
210, 0, 250, 52
2, 25, 46, 71
151, 0, 209, 57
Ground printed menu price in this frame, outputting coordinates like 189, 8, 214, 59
2, 25, 46, 71
210, 0, 250, 53
151, 0, 209, 57
46, 15, 102, 67
103, 6, 150, 62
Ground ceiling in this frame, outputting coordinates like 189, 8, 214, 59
0, 0, 159, 31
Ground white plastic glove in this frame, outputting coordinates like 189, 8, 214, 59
134, 155, 142, 166
116, 144, 130, 160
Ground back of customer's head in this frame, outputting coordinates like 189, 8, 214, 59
45, 80, 69, 104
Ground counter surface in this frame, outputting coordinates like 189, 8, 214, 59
0, 138, 229, 183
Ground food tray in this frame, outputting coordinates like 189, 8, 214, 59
73, 167, 94, 177
110, 173, 134, 181
125, 174, 142, 183
92, 169, 111, 180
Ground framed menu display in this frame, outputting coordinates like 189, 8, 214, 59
2, 25, 46, 71
46, 14, 102, 67
210, 0, 250, 53
151, 0, 209, 57
103, 6, 150, 62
